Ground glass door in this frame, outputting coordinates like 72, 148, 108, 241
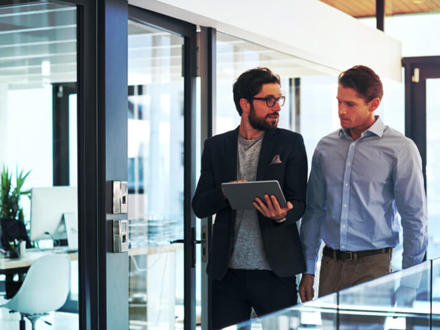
403, 57, 440, 260
426, 78, 440, 258
127, 8, 197, 330
0, 1, 79, 328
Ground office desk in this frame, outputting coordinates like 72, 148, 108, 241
0, 249, 78, 299
0, 249, 78, 270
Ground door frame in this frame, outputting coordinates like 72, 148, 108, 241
128, 6, 198, 329
403, 56, 440, 188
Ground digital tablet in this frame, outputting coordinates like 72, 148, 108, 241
221, 180, 286, 210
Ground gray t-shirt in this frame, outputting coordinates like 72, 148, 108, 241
229, 134, 271, 270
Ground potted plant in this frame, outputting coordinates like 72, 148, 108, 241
0, 166, 31, 257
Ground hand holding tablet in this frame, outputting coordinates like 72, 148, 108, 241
221, 180, 287, 210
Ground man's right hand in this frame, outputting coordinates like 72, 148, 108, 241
221, 179, 246, 199
299, 273, 315, 302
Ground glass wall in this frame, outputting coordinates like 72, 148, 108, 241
0, 1, 78, 329
299, 76, 339, 165
427, 78, 440, 259
216, 32, 300, 134
127, 20, 185, 329
361, 12, 440, 267
234, 258, 435, 329
359, 12, 440, 57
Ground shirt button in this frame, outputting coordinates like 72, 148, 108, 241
342, 224, 346, 228
345, 183, 348, 187
344, 204, 347, 208
347, 162, 351, 166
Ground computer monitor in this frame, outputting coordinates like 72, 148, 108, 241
30, 186, 78, 244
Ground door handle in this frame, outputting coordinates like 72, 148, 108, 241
170, 228, 201, 267
170, 239, 201, 244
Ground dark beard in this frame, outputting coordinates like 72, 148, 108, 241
248, 104, 278, 131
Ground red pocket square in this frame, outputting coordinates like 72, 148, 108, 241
270, 154, 282, 164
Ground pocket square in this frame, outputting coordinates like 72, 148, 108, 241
270, 154, 282, 165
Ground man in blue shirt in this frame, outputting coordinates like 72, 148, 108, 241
299, 65, 427, 302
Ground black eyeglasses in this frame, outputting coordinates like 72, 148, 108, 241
251, 96, 286, 107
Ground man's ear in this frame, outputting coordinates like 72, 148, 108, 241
240, 98, 250, 114
368, 97, 381, 112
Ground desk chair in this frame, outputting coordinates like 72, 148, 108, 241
0, 254, 70, 330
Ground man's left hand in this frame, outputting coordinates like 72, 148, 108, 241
253, 194, 293, 221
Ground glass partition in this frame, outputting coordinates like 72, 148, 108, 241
232, 259, 436, 330
0, 1, 78, 329
427, 79, 440, 260
432, 258, 440, 326
216, 32, 338, 136
359, 12, 440, 57
337, 261, 430, 329
127, 20, 185, 329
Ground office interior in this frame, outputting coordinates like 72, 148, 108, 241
0, 0, 438, 329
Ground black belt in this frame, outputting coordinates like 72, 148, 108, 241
323, 246, 391, 261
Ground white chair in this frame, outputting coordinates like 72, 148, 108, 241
0, 254, 70, 330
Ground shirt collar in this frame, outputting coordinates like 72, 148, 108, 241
367, 116, 385, 137
338, 116, 385, 139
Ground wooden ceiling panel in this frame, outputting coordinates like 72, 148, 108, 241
320, 0, 440, 18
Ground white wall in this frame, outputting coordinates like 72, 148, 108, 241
129, 0, 402, 81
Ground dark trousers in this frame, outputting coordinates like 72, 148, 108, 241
212, 269, 297, 329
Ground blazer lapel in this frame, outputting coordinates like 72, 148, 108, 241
256, 129, 277, 180
223, 127, 239, 182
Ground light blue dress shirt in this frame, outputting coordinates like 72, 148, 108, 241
300, 117, 427, 275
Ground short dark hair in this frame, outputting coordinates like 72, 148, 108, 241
233, 67, 281, 115
338, 65, 383, 102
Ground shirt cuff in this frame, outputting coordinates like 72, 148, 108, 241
305, 258, 316, 275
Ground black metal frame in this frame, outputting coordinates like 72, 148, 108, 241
376, 0, 385, 31
402, 56, 440, 189
52, 83, 77, 186
293, 78, 301, 132
75, 1, 104, 329
199, 27, 216, 330
1, 0, 104, 328
128, 6, 198, 330
3, 1, 198, 329
78, 0, 129, 329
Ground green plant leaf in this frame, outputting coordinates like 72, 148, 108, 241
0, 166, 31, 221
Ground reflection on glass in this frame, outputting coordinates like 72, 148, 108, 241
0, 1, 78, 328
432, 259, 440, 325
233, 260, 435, 329
337, 262, 430, 329
127, 20, 184, 329
427, 78, 440, 260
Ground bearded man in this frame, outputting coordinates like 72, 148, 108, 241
192, 67, 308, 329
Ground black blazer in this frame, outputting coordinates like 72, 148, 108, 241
192, 127, 308, 280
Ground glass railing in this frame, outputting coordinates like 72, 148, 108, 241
229, 258, 440, 329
